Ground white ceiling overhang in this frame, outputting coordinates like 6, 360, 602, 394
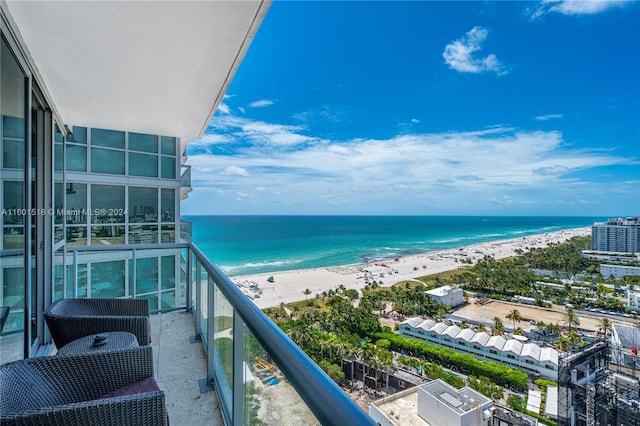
5, 0, 270, 139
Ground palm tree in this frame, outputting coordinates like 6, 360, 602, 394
563, 307, 580, 332
492, 317, 505, 336
599, 317, 612, 341
303, 288, 312, 301
476, 323, 487, 333
556, 335, 570, 352
513, 327, 525, 336
507, 309, 522, 331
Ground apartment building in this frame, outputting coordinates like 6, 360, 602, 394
592, 217, 640, 253
400, 317, 559, 380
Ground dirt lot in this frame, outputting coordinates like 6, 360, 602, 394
454, 298, 608, 332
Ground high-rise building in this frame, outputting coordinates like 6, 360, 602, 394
591, 217, 640, 253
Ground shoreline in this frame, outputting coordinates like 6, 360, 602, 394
230, 226, 591, 309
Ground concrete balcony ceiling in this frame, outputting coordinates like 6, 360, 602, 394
6, 0, 270, 139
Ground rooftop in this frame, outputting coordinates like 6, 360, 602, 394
421, 380, 491, 414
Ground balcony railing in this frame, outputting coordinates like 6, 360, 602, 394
180, 165, 191, 188
53, 242, 375, 425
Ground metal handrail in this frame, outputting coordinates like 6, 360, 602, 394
189, 243, 376, 426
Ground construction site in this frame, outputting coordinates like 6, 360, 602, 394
558, 341, 640, 426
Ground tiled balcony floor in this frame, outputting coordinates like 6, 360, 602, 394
0, 310, 223, 425
150, 310, 223, 426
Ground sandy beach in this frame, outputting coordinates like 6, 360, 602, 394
230, 227, 591, 309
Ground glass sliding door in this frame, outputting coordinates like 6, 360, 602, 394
1, 35, 28, 361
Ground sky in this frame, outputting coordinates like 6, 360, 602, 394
182, 0, 640, 217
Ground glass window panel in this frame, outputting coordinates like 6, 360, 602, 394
161, 136, 177, 156
65, 144, 87, 172
161, 225, 175, 243
3, 181, 24, 225
54, 182, 64, 224
3, 227, 24, 249
139, 293, 158, 311
90, 225, 125, 245
54, 225, 64, 243
65, 183, 87, 224
136, 257, 158, 294
2, 266, 24, 333
129, 152, 157, 177
91, 260, 125, 298
160, 255, 175, 290
91, 128, 125, 149
65, 226, 87, 246
54, 125, 63, 143
129, 187, 157, 223
91, 184, 125, 224
129, 132, 158, 153
161, 156, 176, 179
2, 115, 25, 139
161, 188, 175, 222
66, 126, 87, 144
54, 143, 63, 171
160, 290, 175, 310
3, 138, 24, 169
128, 225, 158, 244
54, 264, 64, 301
91, 148, 124, 175
65, 263, 87, 298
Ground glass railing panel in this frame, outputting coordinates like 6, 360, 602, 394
54, 246, 186, 312
199, 260, 208, 346
180, 165, 191, 187
213, 279, 234, 418
240, 321, 320, 425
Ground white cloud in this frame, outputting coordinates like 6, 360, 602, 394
443, 27, 507, 75
185, 114, 636, 215
530, 0, 632, 18
222, 166, 250, 177
238, 107, 246, 114
249, 99, 275, 108
534, 114, 563, 121
411, 118, 420, 124
216, 102, 231, 115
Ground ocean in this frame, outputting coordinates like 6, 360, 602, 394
185, 216, 602, 277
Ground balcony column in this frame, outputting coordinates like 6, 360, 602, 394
195, 259, 202, 338
206, 278, 215, 387
186, 248, 193, 311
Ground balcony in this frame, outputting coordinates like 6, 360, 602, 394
1, 243, 375, 425
180, 165, 193, 201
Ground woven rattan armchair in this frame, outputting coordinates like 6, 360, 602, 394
44, 298, 151, 349
0, 346, 167, 425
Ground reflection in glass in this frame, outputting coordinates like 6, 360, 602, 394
3, 181, 24, 225
91, 260, 125, 298
129, 152, 158, 177
91, 184, 125, 223
65, 183, 87, 224
161, 136, 177, 156
91, 128, 125, 149
54, 143, 63, 171
64, 263, 87, 298
128, 225, 158, 244
91, 148, 124, 175
130, 132, 158, 153
2, 266, 24, 333
3, 227, 24, 249
54, 183, 64, 225
161, 156, 176, 179
136, 257, 158, 294
161, 188, 175, 222
67, 126, 87, 144
161, 255, 175, 290
139, 293, 158, 311
90, 225, 125, 245
65, 226, 87, 245
65, 144, 87, 172
129, 187, 157, 222
161, 225, 175, 243
161, 290, 175, 310
3, 137, 24, 169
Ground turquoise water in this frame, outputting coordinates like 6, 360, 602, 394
186, 216, 601, 277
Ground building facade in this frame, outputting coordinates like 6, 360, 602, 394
592, 217, 640, 253
424, 285, 464, 307
400, 317, 559, 379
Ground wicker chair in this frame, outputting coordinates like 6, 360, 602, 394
44, 298, 151, 349
0, 346, 167, 425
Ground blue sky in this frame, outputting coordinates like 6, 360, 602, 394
183, 0, 640, 216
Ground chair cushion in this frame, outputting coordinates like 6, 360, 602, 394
98, 377, 169, 425
98, 377, 160, 399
